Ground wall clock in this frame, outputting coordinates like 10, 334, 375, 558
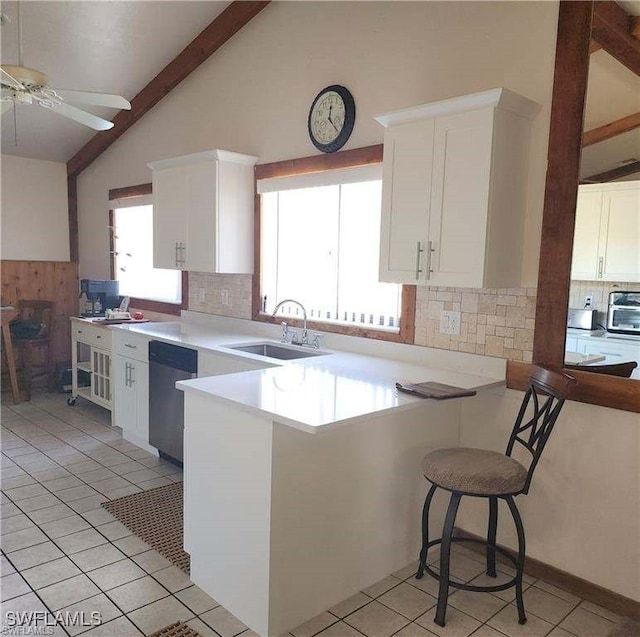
308, 85, 356, 153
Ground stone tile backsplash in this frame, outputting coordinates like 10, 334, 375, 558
187, 273, 537, 362
189, 272, 253, 319
414, 287, 537, 362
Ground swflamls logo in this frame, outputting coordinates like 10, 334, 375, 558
2, 611, 102, 634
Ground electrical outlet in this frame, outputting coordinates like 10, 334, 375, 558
198, 288, 205, 303
221, 289, 229, 306
584, 295, 593, 309
440, 310, 461, 335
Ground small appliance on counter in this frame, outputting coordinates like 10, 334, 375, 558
567, 308, 598, 331
607, 291, 640, 335
79, 279, 120, 317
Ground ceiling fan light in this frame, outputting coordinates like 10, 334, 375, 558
14, 90, 32, 104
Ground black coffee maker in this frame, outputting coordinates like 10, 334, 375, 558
80, 279, 120, 317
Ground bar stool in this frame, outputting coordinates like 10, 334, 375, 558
416, 365, 575, 627
12, 300, 55, 401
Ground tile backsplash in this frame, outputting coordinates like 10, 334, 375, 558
414, 287, 537, 362
187, 273, 536, 362
569, 280, 640, 325
189, 272, 253, 319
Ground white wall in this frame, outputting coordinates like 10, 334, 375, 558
1, 154, 70, 261
76, 1, 558, 284
458, 388, 640, 601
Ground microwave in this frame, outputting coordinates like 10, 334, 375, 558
607, 291, 640, 335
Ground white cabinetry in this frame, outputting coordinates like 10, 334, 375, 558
565, 333, 640, 379
70, 318, 113, 423
149, 150, 258, 273
113, 331, 152, 451
376, 88, 539, 288
571, 182, 640, 282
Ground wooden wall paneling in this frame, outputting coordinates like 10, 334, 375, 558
1, 261, 79, 366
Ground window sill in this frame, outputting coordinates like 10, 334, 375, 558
253, 312, 408, 344
129, 297, 183, 316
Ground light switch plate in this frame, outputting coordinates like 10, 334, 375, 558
221, 289, 230, 306
440, 310, 461, 335
198, 289, 205, 303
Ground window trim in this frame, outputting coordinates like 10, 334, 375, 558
108, 183, 188, 316
252, 145, 416, 344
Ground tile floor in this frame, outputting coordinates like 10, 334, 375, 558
1, 392, 624, 637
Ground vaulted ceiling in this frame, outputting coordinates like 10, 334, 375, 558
2, 0, 640, 180
1, 1, 230, 162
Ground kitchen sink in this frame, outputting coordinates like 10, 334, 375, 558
225, 342, 330, 360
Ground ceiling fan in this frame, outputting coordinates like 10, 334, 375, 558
0, 4, 131, 132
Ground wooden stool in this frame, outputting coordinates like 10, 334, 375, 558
416, 365, 576, 627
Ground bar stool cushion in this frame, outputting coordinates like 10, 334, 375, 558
422, 448, 527, 496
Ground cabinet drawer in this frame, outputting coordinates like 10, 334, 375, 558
73, 323, 111, 349
113, 331, 149, 363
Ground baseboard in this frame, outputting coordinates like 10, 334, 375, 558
453, 527, 640, 621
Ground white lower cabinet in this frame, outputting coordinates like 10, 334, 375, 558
565, 334, 640, 379
114, 355, 150, 450
113, 331, 152, 451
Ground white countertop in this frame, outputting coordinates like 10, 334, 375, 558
566, 327, 640, 343
113, 320, 504, 434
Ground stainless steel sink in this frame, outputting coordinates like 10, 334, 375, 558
225, 342, 329, 360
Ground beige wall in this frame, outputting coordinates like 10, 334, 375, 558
458, 388, 640, 601
77, 0, 558, 286
1, 154, 70, 261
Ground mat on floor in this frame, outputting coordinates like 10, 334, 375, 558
101, 482, 190, 573
150, 622, 201, 637
608, 618, 640, 637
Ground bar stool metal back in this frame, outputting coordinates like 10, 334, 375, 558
416, 365, 576, 627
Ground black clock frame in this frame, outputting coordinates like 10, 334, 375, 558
308, 85, 356, 154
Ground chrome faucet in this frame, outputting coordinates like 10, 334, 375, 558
272, 299, 308, 345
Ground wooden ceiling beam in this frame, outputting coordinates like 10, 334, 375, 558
589, 40, 603, 53
583, 160, 640, 182
592, 1, 640, 76
583, 110, 640, 146
66, 1, 270, 179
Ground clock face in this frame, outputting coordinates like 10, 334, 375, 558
308, 85, 355, 153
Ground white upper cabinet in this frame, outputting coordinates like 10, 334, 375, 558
571, 182, 640, 282
149, 150, 258, 273
376, 88, 539, 288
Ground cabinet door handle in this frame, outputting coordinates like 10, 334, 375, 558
129, 363, 135, 385
426, 240, 435, 281
598, 256, 604, 279
124, 362, 130, 387
124, 343, 137, 349
415, 241, 424, 280
175, 241, 180, 267
180, 242, 186, 267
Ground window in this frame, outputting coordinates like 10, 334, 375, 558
257, 161, 404, 335
109, 186, 185, 314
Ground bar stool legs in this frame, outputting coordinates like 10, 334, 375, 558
416, 491, 528, 627
487, 496, 498, 577
506, 496, 527, 625
416, 484, 437, 579
434, 492, 462, 627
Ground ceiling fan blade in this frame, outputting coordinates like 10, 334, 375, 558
0, 66, 25, 91
1, 99, 14, 116
45, 101, 114, 131
54, 89, 131, 110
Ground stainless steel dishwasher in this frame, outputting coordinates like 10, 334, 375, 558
148, 340, 198, 465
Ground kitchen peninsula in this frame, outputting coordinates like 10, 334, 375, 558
127, 314, 507, 637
